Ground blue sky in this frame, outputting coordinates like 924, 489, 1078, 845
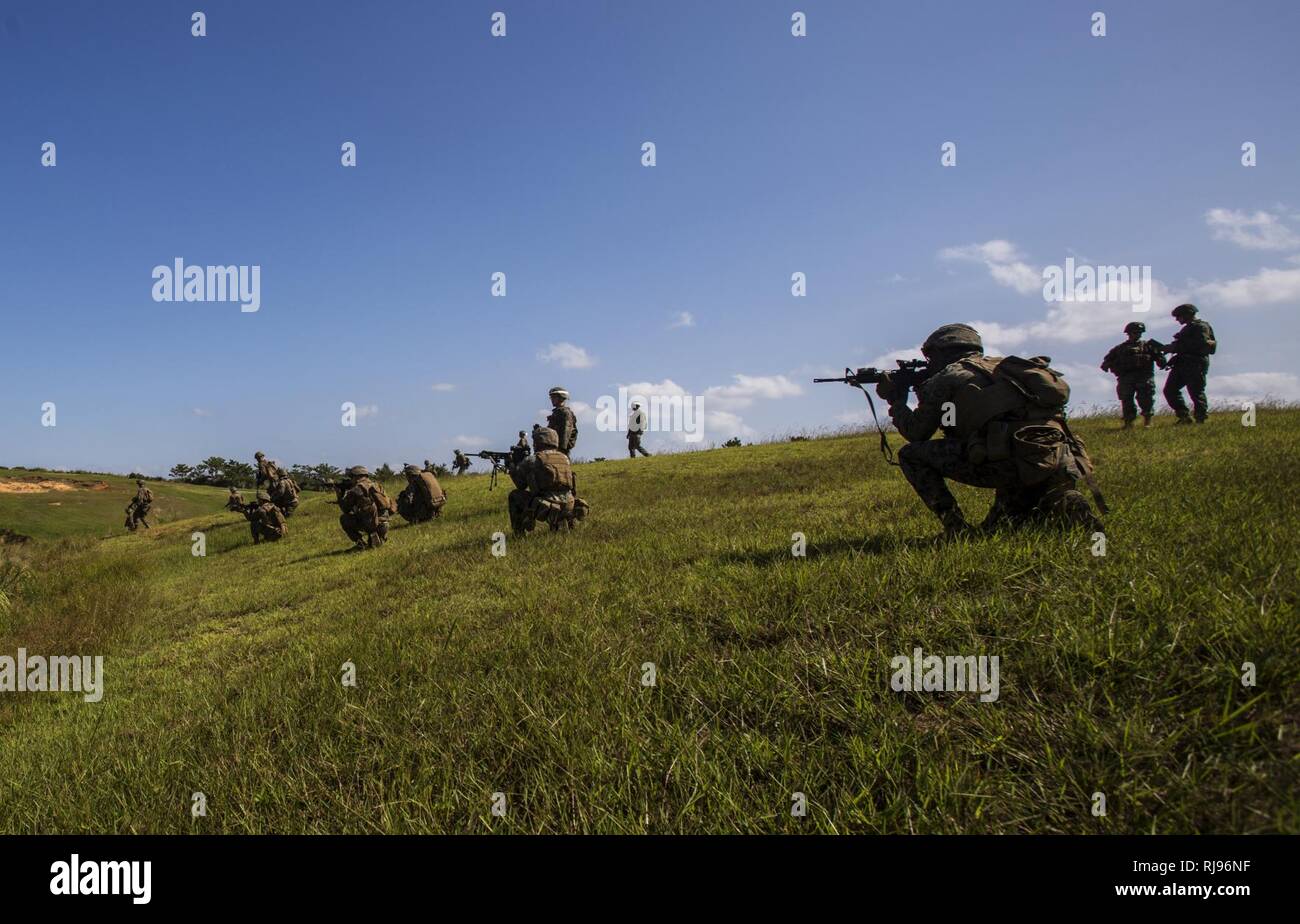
2, 0, 1299, 474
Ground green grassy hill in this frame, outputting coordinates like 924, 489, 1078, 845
0, 412, 1296, 833
0, 468, 230, 541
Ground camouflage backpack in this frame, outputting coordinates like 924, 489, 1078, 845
992, 356, 1070, 410
957, 355, 1069, 424
533, 450, 574, 493
343, 481, 381, 529
262, 505, 287, 538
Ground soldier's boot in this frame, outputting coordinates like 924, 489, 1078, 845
1174, 416, 1193, 425
1142, 415, 1152, 428
1121, 418, 1134, 430
349, 540, 367, 552
937, 506, 972, 539
1056, 491, 1103, 533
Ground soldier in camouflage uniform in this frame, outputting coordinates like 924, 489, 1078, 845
245, 490, 287, 543
507, 426, 590, 535
124, 479, 154, 531
338, 465, 395, 551
396, 463, 447, 523
423, 459, 436, 474
452, 450, 471, 476
627, 402, 651, 457
511, 431, 532, 468
1160, 303, 1217, 424
546, 386, 578, 458
876, 324, 1103, 537
225, 486, 245, 512
254, 451, 277, 487
1100, 321, 1165, 428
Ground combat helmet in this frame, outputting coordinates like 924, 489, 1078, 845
1172, 303, 1198, 320
533, 426, 560, 450
921, 323, 983, 358
256, 490, 271, 503
1124, 321, 1146, 335
346, 465, 370, 478
403, 463, 420, 476
548, 386, 569, 400
255, 451, 265, 459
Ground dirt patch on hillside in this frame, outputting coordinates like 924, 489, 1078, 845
0, 477, 111, 494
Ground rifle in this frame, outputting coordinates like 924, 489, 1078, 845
470, 450, 512, 491
814, 359, 932, 464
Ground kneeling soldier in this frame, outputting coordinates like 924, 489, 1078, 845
877, 323, 1104, 537
338, 465, 395, 551
507, 426, 590, 535
397, 463, 447, 523
245, 490, 287, 543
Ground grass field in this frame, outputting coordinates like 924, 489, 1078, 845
0, 411, 1296, 834
0, 468, 229, 542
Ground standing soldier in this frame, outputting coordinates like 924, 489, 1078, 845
627, 402, 652, 457
875, 324, 1103, 537
452, 450, 472, 476
397, 464, 447, 523
245, 490, 287, 543
225, 486, 245, 512
423, 459, 437, 474
124, 479, 155, 531
1100, 321, 1165, 428
546, 386, 578, 458
254, 451, 277, 487
338, 465, 394, 551
1160, 303, 1217, 424
511, 430, 532, 468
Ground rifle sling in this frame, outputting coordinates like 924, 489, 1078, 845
855, 383, 898, 466
1058, 417, 1109, 515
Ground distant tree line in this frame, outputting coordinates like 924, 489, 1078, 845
168, 458, 346, 491
165, 460, 448, 490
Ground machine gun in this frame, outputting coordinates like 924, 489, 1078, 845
471, 450, 513, 491
813, 358, 932, 464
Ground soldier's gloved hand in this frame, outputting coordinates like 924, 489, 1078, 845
874, 373, 900, 403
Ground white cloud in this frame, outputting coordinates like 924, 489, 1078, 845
938, 238, 1183, 347
939, 239, 1041, 295
191, 408, 211, 417
355, 404, 379, 419
705, 409, 756, 440
537, 342, 595, 369
430, 383, 456, 392
704, 374, 804, 410
1208, 372, 1300, 404
453, 434, 490, 448
669, 311, 695, 329
1206, 208, 1300, 251
611, 375, 797, 444
1193, 266, 1300, 309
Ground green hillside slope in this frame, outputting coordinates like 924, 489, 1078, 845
0, 413, 1296, 833
0, 468, 230, 542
